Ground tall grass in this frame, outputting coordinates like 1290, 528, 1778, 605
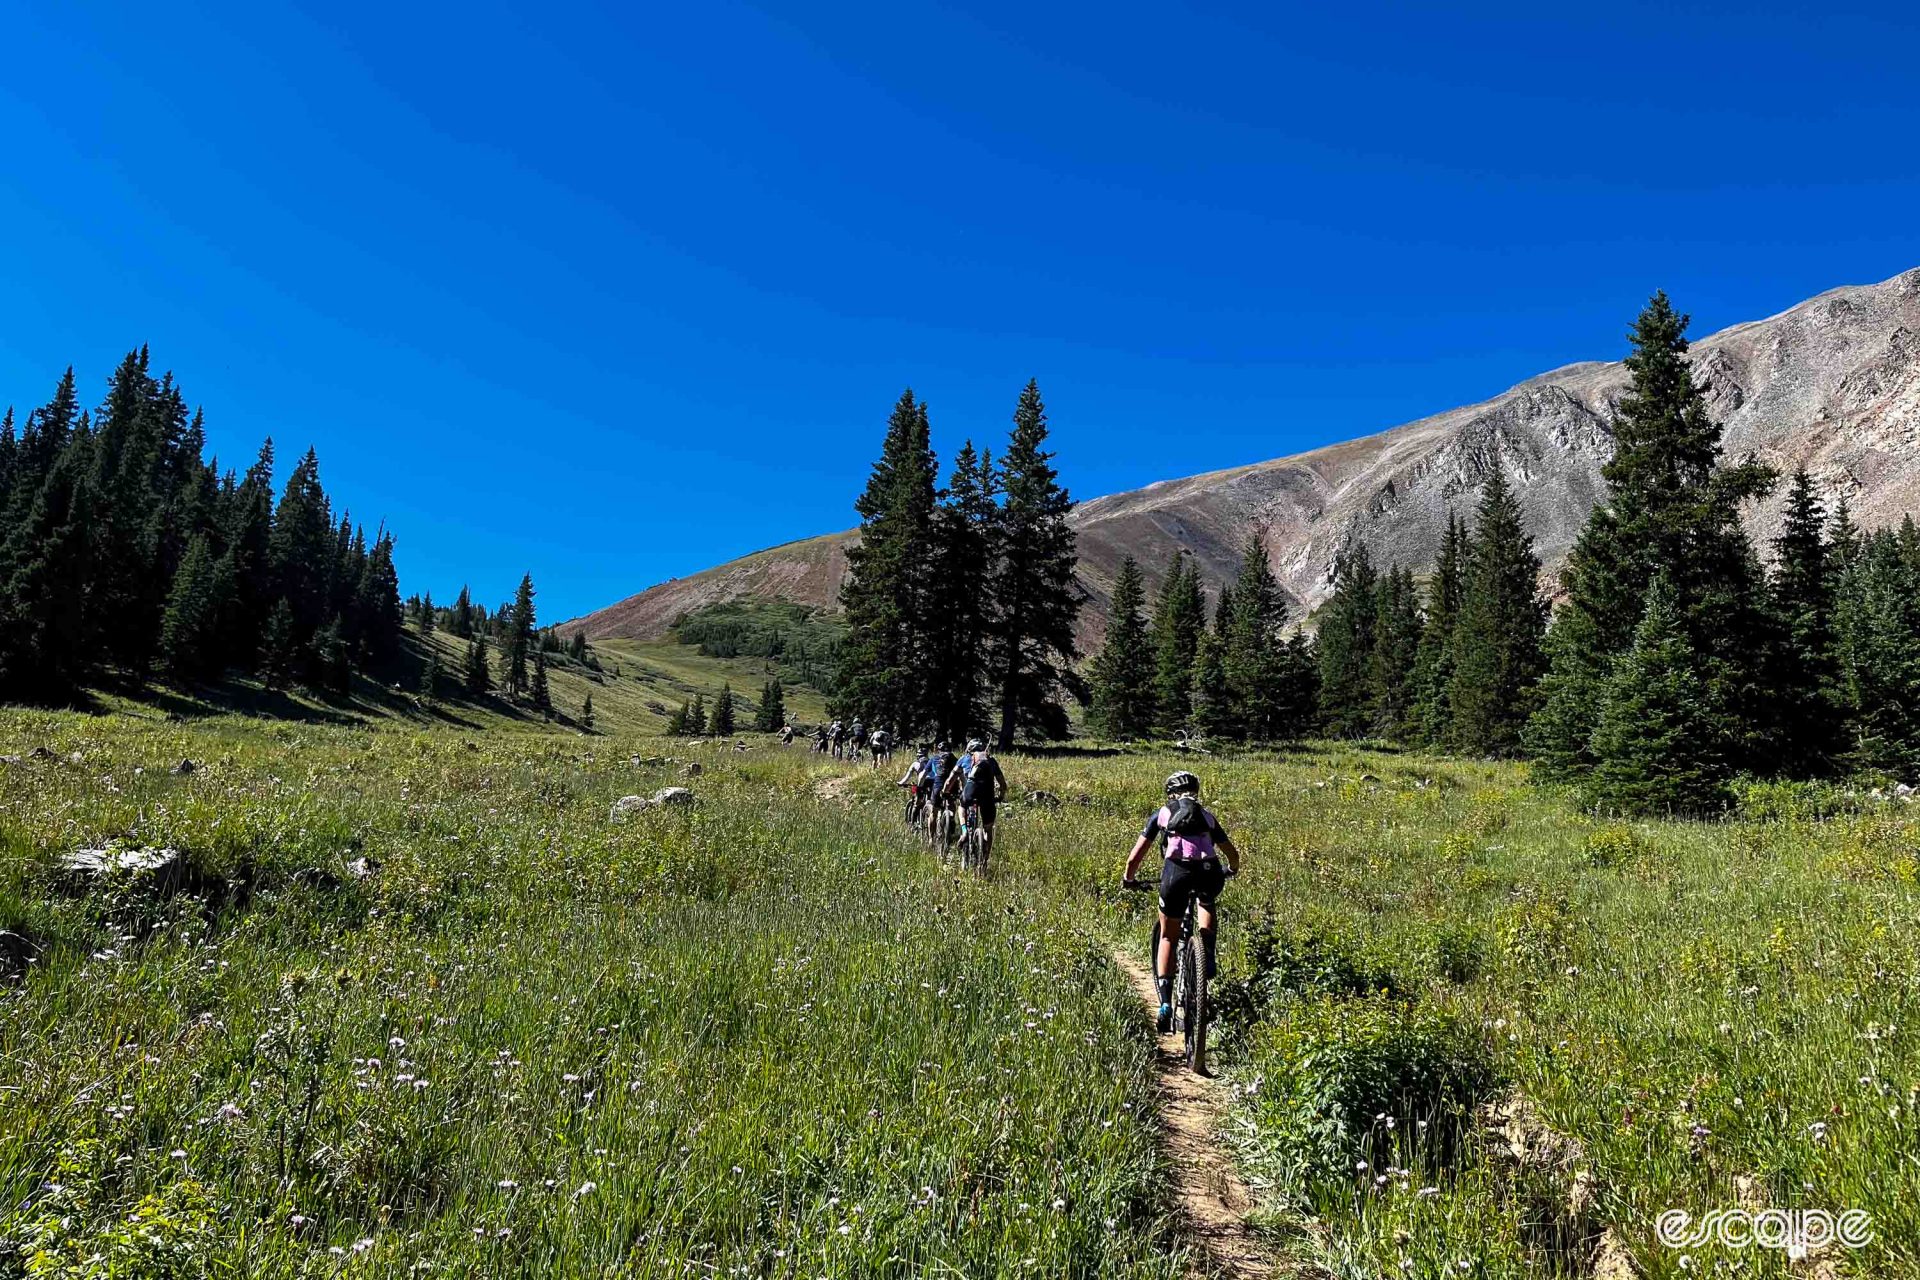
0, 714, 1179, 1277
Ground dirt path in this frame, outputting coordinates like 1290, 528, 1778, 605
1113, 947, 1285, 1280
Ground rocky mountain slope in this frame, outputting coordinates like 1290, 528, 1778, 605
569, 266, 1920, 644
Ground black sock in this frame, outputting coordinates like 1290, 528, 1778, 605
1155, 976, 1171, 1004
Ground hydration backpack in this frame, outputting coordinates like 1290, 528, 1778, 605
1159, 797, 1215, 863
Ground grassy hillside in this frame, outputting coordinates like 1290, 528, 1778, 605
77, 626, 832, 737
2, 711, 1914, 1276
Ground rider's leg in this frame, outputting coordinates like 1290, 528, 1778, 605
1156, 911, 1181, 985
1195, 902, 1217, 978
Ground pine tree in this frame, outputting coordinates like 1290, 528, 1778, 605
223, 440, 276, 667
420, 646, 442, 704
159, 534, 226, 681
1829, 499, 1860, 570
531, 647, 552, 714
86, 348, 170, 674
838, 390, 939, 732
463, 633, 493, 695
505, 573, 536, 696
313, 615, 351, 695
3, 369, 78, 531
355, 529, 402, 663
1835, 531, 1920, 777
0, 443, 98, 697
268, 448, 334, 666
1588, 576, 1729, 815
1189, 629, 1232, 742
989, 381, 1081, 747
1529, 293, 1775, 775
1768, 470, 1842, 771
261, 598, 298, 690
451, 585, 474, 638
925, 441, 999, 741
0, 407, 14, 515
1088, 556, 1156, 739
1218, 534, 1294, 741
711, 683, 736, 736
665, 700, 690, 735
420, 590, 436, 636
687, 694, 708, 736
581, 693, 595, 731
1150, 552, 1206, 734
1448, 468, 1547, 756
1409, 515, 1466, 745
755, 679, 787, 732
567, 629, 586, 661
1316, 544, 1378, 737
1368, 566, 1423, 739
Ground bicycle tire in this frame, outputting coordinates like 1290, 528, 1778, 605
1184, 930, 1209, 1073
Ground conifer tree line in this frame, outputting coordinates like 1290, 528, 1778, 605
835, 380, 1081, 749
0, 351, 403, 699
1086, 291, 1920, 814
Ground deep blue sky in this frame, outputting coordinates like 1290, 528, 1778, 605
3, 2, 1917, 620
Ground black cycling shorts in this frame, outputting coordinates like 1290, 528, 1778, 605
967, 797, 997, 827
1159, 858, 1224, 919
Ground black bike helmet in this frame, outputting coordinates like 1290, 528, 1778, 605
967, 738, 986, 752
1164, 770, 1201, 796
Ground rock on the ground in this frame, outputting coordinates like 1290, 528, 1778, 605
1024, 790, 1063, 810
681, 762, 703, 778
171, 759, 197, 776
610, 788, 696, 821
0, 755, 20, 766
29, 746, 55, 761
59, 846, 183, 890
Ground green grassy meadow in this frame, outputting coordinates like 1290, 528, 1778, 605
3, 712, 1915, 1278
73, 631, 831, 739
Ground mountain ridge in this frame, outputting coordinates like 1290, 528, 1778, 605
568, 266, 1920, 646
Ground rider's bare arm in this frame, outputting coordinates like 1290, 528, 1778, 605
1121, 833, 1152, 884
1216, 834, 1242, 875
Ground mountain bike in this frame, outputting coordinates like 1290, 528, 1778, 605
1125, 870, 1232, 1073
958, 801, 990, 875
902, 785, 928, 836
928, 797, 955, 858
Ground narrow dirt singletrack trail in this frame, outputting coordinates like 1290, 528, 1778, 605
1113, 947, 1285, 1280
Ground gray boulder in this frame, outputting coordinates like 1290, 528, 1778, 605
611, 788, 696, 821
59, 846, 183, 895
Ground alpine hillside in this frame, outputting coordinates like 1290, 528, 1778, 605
570, 266, 1920, 645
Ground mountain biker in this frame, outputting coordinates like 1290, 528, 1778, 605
849, 718, 865, 756
870, 727, 891, 768
828, 720, 845, 759
943, 738, 1007, 856
812, 724, 829, 753
896, 745, 931, 821
1121, 771, 1242, 1034
924, 741, 957, 828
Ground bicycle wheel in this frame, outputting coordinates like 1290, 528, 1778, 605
1183, 930, 1209, 1073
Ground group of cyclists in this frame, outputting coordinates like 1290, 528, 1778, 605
783, 714, 1238, 1046
812, 717, 897, 766
894, 738, 1009, 862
